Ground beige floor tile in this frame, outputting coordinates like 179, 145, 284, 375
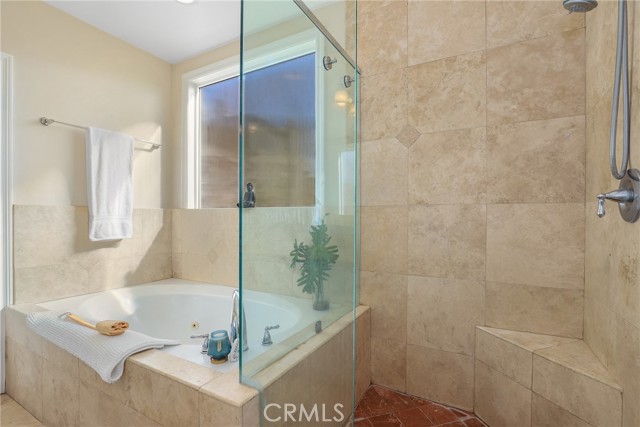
0, 395, 43, 427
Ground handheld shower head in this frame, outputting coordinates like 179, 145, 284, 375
563, 0, 598, 13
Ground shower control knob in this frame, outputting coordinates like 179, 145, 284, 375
597, 196, 606, 218
596, 169, 640, 223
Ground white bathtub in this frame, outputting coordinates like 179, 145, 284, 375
37, 278, 341, 372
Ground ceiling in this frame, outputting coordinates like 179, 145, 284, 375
45, 0, 336, 65
46, 0, 243, 64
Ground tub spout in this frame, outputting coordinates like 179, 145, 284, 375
230, 290, 248, 352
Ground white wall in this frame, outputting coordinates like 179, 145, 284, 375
1, 1, 172, 208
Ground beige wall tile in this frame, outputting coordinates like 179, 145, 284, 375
586, 97, 616, 199
486, 282, 584, 338
199, 394, 241, 427
407, 51, 486, 134
14, 263, 89, 304
9, 307, 44, 355
585, 1, 617, 109
361, 139, 408, 206
583, 298, 614, 370
531, 393, 593, 427
358, 1, 407, 76
487, 116, 585, 203
532, 353, 622, 427
407, 276, 484, 356
406, 345, 474, 410
371, 337, 406, 392
361, 71, 407, 142
475, 360, 532, 427
476, 327, 536, 389
408, 205, 486, 281
610, 317, 640, 427
141, 209, 172, 256
356, 308, 372, 401
125, 362, 200, 427
487, 1, 584, 49
608, 219, 640, 330
408, 0, 485, 66
42, 358, 79, 427
360, 271, 407, 342
409, 127, 486, 205
486, 203, 585, 290
360, 206, 407, 275
77, 381, 159, 427
487, 29, 585, 125
535, 341, 620, 390
5, 339, 43, 422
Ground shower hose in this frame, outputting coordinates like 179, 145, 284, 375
610, 0, 630, 179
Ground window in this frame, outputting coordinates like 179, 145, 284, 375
182, 32, 321, 208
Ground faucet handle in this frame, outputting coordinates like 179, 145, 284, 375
597, 194, 606, 218
190, 334, 209, 354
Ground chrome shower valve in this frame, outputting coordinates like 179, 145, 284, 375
596, 169, 640, 223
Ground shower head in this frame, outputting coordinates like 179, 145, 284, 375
563, 0, 598, 13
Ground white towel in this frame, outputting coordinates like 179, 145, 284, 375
86, 127, 133, 241
27, 311, 180, 383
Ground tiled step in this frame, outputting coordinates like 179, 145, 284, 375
474, 327, 623, 427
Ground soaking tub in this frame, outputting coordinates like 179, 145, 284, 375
36, 278, 344, 372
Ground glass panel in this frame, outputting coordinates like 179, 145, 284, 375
244, 53, 316, 207
240, 0, 358, 423
200, 76, 240, 208
200, 54, 315, 208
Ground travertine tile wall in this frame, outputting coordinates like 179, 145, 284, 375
172, 208, 356, 305
358, 0, 586, 410
585, 3, 640, 427
13, 205, 172, 304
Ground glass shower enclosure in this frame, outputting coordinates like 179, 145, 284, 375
238, 0, 358, 423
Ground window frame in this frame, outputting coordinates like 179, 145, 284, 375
181, 30, 324, 209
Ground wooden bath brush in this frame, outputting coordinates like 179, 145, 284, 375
65, 313, 129, 336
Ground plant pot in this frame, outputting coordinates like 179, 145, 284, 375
313, 284, 330, 311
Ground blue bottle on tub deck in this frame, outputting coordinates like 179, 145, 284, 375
208, 330, 231, 364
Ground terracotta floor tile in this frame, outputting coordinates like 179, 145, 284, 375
463, 418, 487, 427
362, 388, 393, 416
439, 422, 466, 427
356, 401, 370, 420
374, 386, 420, 412
419, 402, 461, 425
396, 407, 435, 427
369, 413, 404, 427
451, 408, 471, 418
356, 418, 374, 427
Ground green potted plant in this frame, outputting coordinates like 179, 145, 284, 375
289, 217, 339, 310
